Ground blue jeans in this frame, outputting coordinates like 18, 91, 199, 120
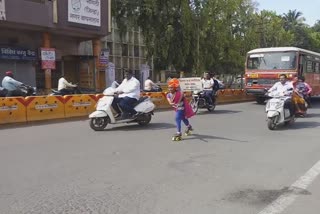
113, 97, 137, 115
204, 90, 213, 105
175, 110, 190, 133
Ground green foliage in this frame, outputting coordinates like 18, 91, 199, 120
111, 0, 320, 75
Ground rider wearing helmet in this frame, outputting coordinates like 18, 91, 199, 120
1, 71, 24, 97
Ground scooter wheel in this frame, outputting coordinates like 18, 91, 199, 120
267, 117, 277, 130
90, 117, 109, 131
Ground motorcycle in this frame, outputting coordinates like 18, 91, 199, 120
50, 85, 82, 96
20, 85, 36, 96
0, 87, 8, 97
143, 85, 162, 92
190, 90, 216, 113
0, 85, 35, 97
265, 90, 295, 130
89, 87, 155, 131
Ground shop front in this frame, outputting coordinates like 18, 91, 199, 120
0, 46, 37, 87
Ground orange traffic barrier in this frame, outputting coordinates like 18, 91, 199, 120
0, 97, 27, 124
64, 94, 97, 118
26, 96, 65, 121
0, 90, 255, 125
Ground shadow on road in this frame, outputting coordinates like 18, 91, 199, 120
196, 110, 242, 115
290, 121, 320, 130
105, 122, 176, 131
306, 112, 320, 118
225, 186, 311, 206
182, 133, 248, 143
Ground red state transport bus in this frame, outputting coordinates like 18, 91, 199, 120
245, 47, 320, 104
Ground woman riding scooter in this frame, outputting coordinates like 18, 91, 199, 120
292, 75, 307, 117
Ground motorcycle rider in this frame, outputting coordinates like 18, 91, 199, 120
201, 72, 214, 107
299, 76, 312, 108
268, 74, 294, 116
1, 71, 24, 97
112, 70, 141, 119
144, 76, 159, 92
58, 75, 79, 95
292, 75, 307, 116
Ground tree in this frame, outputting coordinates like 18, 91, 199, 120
282, 9, 306, 31
111, 1, 320, 76
312, 20, 320, 32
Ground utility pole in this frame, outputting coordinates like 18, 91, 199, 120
196, 18, 200, 76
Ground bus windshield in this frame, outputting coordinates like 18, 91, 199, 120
247, 52, 297, 70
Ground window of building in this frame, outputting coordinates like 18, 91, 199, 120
107, 42, 112, 55
122, 44, 128, 57
134, 46, 139, 57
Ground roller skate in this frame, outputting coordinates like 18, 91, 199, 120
185, 125, 193, 136
172, 132, 182, 141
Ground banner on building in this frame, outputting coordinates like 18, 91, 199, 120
68, 0, 101, 27
0, 0, 5, 21
106, 62, 115, 87
40, 48, 56, 70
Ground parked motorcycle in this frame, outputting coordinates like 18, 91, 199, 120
190, 90, 216, 113
265, 91, 295, 130
89, 87, 155, 131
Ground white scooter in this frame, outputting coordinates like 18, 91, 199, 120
89, 87, 155, 131
265, 90, 295, 130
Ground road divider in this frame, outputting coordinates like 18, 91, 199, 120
0, 89, 254, 124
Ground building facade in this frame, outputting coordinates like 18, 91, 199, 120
80, 19, 155, 89
0, 0, 111, 93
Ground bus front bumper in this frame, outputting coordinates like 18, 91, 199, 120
245, 88, 268, 97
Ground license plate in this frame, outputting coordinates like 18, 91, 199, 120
250, 73, 259, 78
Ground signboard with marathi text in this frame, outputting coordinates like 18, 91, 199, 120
0, 47, 36, 60
179, 77, 203, 91
68, 0, 101, 27
40, 48, 56, 70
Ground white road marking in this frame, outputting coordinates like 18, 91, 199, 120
258, 160, 320, 214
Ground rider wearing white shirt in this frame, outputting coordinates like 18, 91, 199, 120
58, 76, 78, 95
144, 77, 158, 92
1, 71, 24, 96
201, 72, 214, 106
113, 70, 141, 119
268, 74, 294, 116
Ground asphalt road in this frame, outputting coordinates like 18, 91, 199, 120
1, 100, 320, 214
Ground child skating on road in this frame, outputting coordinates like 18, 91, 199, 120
166, 78, 195, 141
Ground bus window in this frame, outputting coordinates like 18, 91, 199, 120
315, 63, 320, 73
247, 52, 296, 70
306, 61, 313, 73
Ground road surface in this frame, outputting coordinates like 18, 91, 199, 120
1, 101, 320, 214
